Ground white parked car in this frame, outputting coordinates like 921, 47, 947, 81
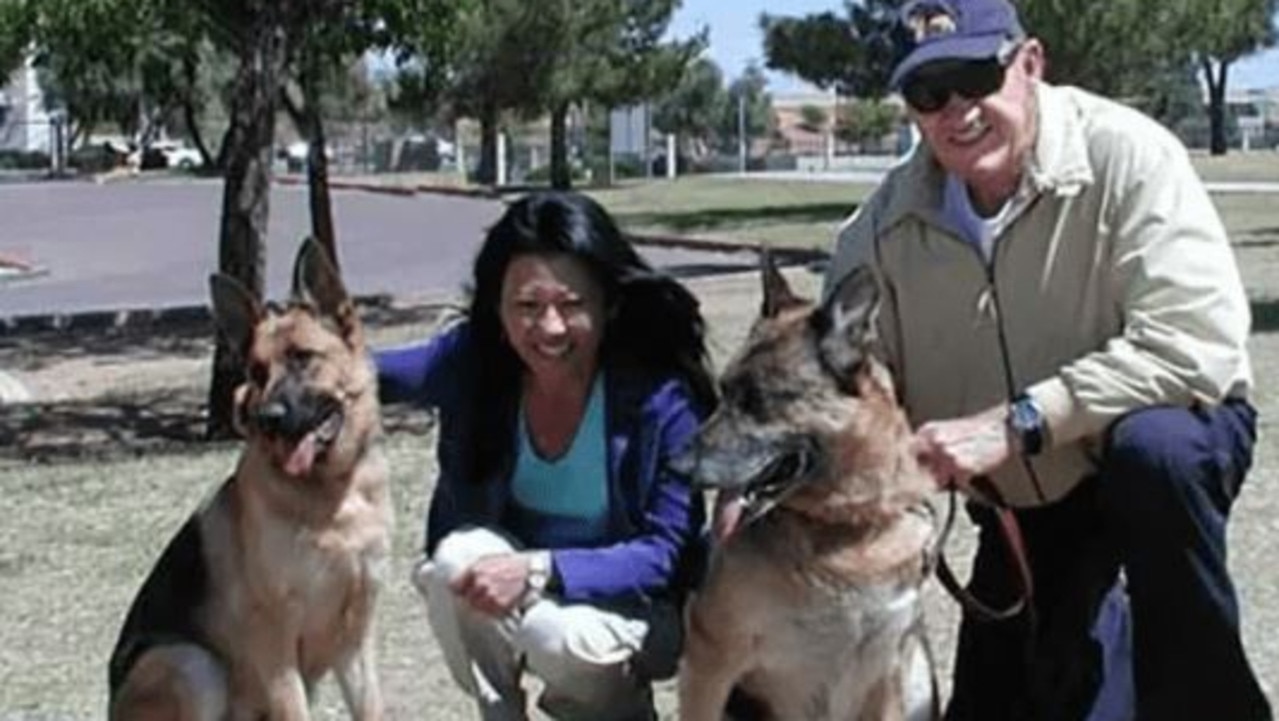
151, 140, 203, 169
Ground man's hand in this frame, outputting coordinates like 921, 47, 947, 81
450, 553, 530, 617
912, 404, 1014, 491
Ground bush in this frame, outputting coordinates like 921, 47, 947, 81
523, 163, 588, 185
583, 155, 646, 184
0, 149, 50, 170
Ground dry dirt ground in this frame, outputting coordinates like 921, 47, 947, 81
1, 269, 1276, 719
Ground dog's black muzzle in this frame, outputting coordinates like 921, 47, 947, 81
253, 378, 343, 443
670, 436, 821, 494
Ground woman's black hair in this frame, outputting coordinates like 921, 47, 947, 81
464, 190, 717, 485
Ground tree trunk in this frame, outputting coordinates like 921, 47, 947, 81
182, 55, 216, 172
305, 112, 337, 269
1205, 58, 1229, 156
185, 99, 216, 172
549, 101, 571, 190
207, 6, 289, 440
214, 124, 233, 172
477, 98, 499, 186
282, 63, 339, 270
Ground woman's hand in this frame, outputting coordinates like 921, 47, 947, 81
450, 553, 530, 617
912, 404, 1013, 492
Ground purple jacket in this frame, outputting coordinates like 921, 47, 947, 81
376, 321, 708, 605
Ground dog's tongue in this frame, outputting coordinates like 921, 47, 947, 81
714, 494, 746, 542
284, 432, 319, 476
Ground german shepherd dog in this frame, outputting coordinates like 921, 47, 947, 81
672, 258, 939, 721
108, 240, 392, 720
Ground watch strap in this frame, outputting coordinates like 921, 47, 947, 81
1008, 394, 1046, 456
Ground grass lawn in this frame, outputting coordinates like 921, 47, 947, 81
585, 158, 1277, 245
588, 176, 870, 251
1190, 149, 1279, 183
3, 271, 1278, 718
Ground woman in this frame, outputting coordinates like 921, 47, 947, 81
376, 190, 716, 721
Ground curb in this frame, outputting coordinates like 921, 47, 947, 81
0, 293, 407, 340
0, 304, 214, 338
630, 233, 830, 266
274, 175, 498, 200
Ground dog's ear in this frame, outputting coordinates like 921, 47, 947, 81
292, 237, 359, 341
812, 265, 880, 392
292, 237, 348, 313
760, 248, 805, 319
210, 273, 263, 362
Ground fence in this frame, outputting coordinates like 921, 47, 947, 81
0, 117, 59, 172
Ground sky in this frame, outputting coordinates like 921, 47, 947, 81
669, 0, 1279, 95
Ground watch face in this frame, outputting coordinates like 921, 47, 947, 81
527, 553, 551, 592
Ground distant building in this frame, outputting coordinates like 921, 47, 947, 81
771, 91, 839, 156
0, 55, 51, 154
1223, 86, 1279, 150
770, 90, 908, 158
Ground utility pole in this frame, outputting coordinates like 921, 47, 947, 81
737, 92, 747, 175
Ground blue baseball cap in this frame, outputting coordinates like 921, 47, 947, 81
889, 0, 1026, 90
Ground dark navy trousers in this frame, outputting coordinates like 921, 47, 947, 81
944, 400, 1272, 721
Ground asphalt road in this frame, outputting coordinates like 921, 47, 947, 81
0, 179, 759, 320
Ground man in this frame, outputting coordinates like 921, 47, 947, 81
823, 0, 1272, 719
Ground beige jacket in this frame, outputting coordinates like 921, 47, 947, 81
824, 83, 1252, 507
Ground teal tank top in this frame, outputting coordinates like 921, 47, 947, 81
509, 372, 610, 548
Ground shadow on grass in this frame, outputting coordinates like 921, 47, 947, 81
0, 300, 453, 462
617, 202, 858, 233
0, 391, 433, 463
6, 296, 1276, 463
0, 299, 451, 374
1237, 231, 1279, 247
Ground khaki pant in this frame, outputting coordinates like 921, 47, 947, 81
414, 527, 679, 721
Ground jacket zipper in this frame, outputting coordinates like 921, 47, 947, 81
981, 224, 1050, 504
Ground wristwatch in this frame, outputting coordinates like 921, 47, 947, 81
525, 550, 554, 598
1007, 393, 1046, 456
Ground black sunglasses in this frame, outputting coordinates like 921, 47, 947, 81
901, 55, 1013, 114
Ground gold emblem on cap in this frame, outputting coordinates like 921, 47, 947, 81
906, 7, 958, 42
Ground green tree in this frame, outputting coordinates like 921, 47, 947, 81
280, 0, 459, 269
718, 64, 773, 156
30, 0, 159, 144
26, 0, 218, 156
537, 0, 702, 189
1185, 0, 1277, 154
431, 0, 697, 188
383, 65, 450, 134
835, 99, 899, 150
1018, 0, 1172, 99
761, 0, 900, 100
443, 0, 557, 184
651, 56, 726, 159
0, 0, 33, 81
798, 104, 828, 134
1020, 0, 1276, 155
